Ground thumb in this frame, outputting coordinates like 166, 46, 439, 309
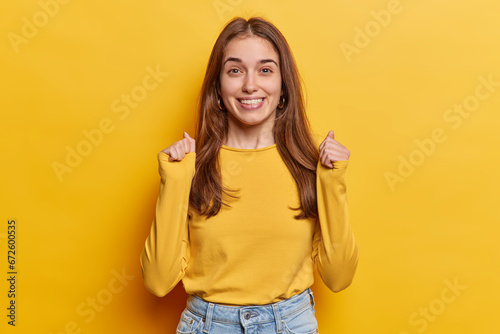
183, 131, 195, 152
326, 130, 335, 140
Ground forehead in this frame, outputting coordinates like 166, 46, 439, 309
223, 36, 279, 64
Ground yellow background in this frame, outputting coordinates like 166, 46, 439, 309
1, 0, 499, 333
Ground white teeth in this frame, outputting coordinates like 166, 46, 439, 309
239, 98, 263, 105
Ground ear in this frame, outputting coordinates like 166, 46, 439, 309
215, 80, 222, 97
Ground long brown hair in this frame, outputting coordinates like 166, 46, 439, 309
189, 16, 320, 220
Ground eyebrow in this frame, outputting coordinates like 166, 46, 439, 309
223, 57, 278, 67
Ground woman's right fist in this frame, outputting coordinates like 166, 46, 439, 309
161, 132, 196, 162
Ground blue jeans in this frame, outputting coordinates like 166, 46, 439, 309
175, 288, 318, 334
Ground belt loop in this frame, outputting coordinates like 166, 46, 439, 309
203, 303, 214, 333
272, 303, 283, 333
308, 288, 315, 309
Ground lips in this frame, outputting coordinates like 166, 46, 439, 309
238, 98, 264, 105
237, 97, 265, 110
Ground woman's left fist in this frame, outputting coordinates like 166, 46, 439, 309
319, 130, 350, 168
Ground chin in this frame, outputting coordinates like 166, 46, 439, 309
237, 113, 274, 126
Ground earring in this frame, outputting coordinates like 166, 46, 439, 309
277, 95, 285, 109
217, 97, 226, 111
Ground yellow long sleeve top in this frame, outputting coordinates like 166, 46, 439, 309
140, 136, 359, 305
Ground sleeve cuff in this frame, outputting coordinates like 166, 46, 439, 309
157, 151, 196, 181
317, 159, 349, 171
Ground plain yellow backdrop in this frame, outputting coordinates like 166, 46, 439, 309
1, 0, 499, 333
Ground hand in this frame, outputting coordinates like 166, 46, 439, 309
319, 130, 350, 168
161, 132, 196, 162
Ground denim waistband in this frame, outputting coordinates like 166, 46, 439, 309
186, 288, 315, 327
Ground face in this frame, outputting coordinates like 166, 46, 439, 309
219, 36, 282, 129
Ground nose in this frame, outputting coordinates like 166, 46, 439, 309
242, 73, 258, 93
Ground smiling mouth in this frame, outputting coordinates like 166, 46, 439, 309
237, 98, 265, 105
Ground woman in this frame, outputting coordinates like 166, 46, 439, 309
140, 16, 359, 333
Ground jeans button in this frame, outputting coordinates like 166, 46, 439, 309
244, 313, 251, 320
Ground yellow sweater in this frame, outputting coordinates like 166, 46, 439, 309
140, 136, 359, 305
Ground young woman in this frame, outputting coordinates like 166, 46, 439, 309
140, 16, 359, 334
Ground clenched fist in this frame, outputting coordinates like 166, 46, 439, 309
319, 130, 350, 168
161, 132, 196, 162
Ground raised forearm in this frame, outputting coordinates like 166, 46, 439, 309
140, 152, 195, 297
313, 160, 359, 292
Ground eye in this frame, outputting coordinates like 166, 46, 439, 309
228, 69, 241, 74
261, 68, 272, 73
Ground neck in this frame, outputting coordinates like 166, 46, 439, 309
224, 115, 276, 149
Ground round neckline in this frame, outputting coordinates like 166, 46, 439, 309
221, 143, 277, 152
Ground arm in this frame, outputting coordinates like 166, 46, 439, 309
313, 131, 358, 292
140, 151, 196, 297
312, 132, 359, 292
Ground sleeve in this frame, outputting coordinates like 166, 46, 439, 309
311, 136, 359, 293
140, 151, 196, 297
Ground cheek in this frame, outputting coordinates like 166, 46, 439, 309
263, 79, 282, 98
267, 75, 282, 92
220, 76, 240, 97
